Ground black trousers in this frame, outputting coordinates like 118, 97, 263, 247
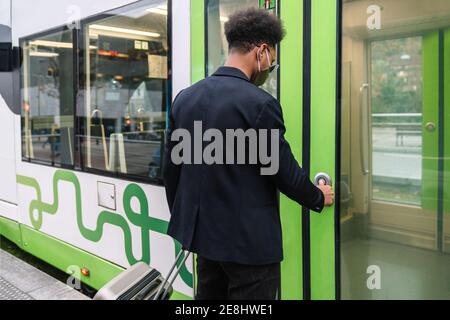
195, 256, 281, 300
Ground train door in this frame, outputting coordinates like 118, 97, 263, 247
193, 0, 342, 300
340, 0, 450, 299
192, 0, 309, 299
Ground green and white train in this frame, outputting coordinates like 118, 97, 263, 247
0, 0, 449, 300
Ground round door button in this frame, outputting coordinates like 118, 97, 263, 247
314, 173, 333, 187
426, 122, 436, 133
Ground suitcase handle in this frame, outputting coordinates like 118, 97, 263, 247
153, 249, 191, 300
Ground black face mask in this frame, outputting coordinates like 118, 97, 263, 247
252, 48, 278, 87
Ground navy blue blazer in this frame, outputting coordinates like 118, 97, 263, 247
164, 67, 324, 265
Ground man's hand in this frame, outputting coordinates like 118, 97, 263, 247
318, 179, 334, 207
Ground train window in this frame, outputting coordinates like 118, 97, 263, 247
21, 28, 75, 167
206, 0, 278, 98
78, 0, 170, 182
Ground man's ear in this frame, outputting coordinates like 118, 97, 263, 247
256, 44, 266, 59
260, 43, 268, 53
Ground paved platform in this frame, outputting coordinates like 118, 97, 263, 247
0, 249, 89, 300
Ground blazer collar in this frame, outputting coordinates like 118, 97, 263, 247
212, 66, 250, 82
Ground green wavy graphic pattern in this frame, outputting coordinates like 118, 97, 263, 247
17, 170, 193, 288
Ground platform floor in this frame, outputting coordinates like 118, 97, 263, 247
0, 249, 89, 300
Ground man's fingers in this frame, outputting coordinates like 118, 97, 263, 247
318, 182, 335, 207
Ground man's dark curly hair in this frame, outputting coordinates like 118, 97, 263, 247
224, 8, 286, 53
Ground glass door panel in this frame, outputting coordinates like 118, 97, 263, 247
341, 0, 450, 299
371, 37, 423, 206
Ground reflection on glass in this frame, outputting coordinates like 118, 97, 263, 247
371, 37, 423, 206
206, 0, 278, 98
21, 29, 74, 167
341, 0, 450, 300
78, 0, 169, 180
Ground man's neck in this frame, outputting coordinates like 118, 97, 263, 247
224, 53, 253, 80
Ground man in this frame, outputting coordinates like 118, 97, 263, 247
164, 8, 334, 300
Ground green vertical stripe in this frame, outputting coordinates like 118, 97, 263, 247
190, 0, 206, 295
279, 0, 304, 300
422, 33, 440, 211
310, 0, 337, 300
191, 0, 206, 84
444, 30, 450, 216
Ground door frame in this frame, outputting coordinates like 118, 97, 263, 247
308, 0, 340, 300
197, 0, 307, 301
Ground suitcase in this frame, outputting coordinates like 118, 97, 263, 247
94, 250, 191, 300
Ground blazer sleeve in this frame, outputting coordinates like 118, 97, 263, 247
163, 93, 183, 211
256, 98, 325, 213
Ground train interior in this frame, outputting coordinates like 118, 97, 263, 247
341, 0, 450, 299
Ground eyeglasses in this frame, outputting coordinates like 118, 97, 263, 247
268, 63, 279, 73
